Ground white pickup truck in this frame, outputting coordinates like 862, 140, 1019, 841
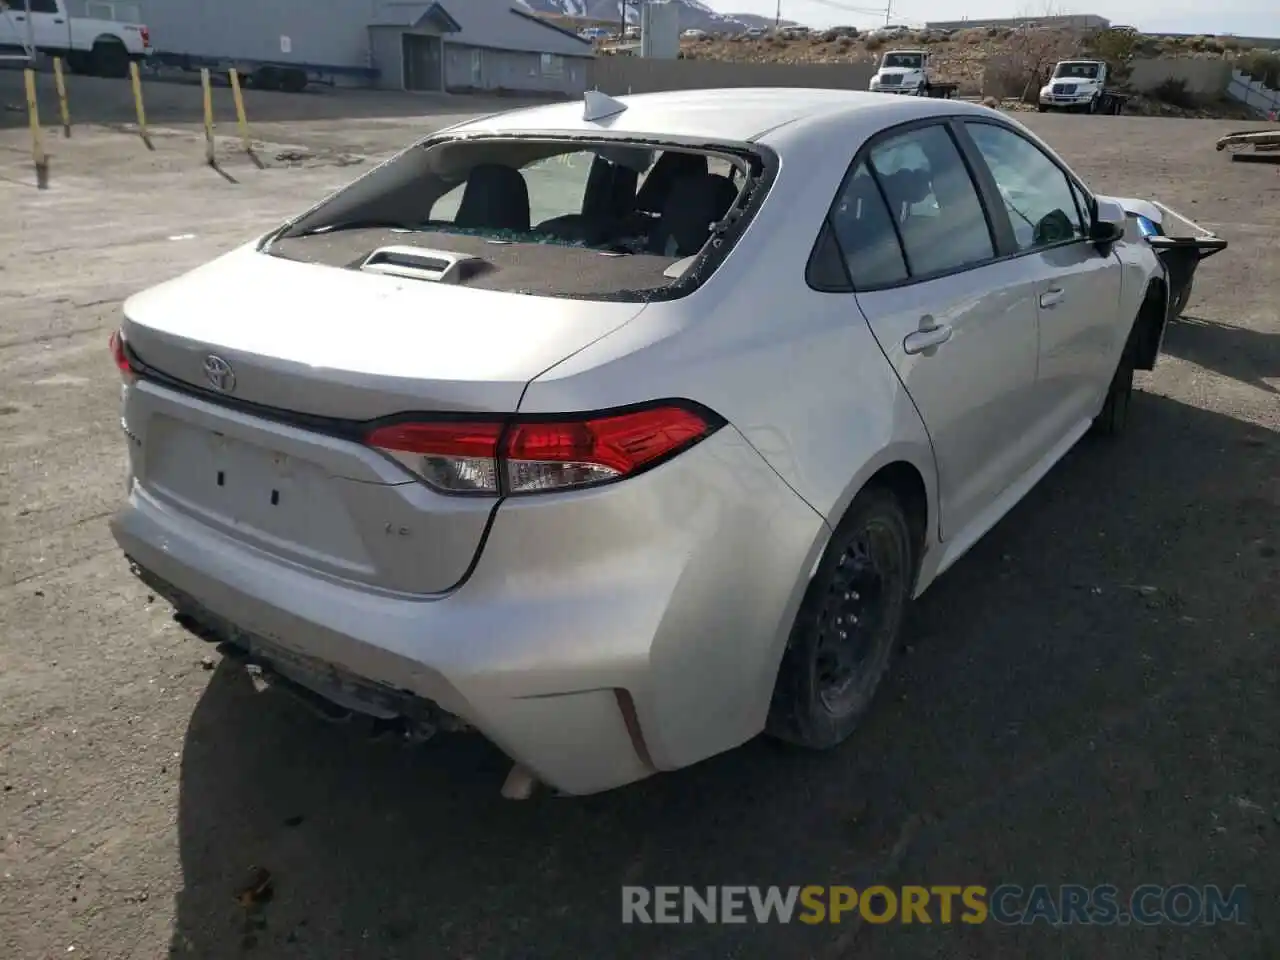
0, 0, 150, 78
1039, 59, 1128, 114
868, 50, 957, 98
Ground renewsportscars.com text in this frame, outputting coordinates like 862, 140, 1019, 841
621, 884, 1249, 926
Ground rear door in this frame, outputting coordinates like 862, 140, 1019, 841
959, 119, 1124, 444
832, 121, 1044, 542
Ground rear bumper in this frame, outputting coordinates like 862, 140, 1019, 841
111, 425, 827, 795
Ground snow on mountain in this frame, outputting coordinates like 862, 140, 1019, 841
514, 0, 778, 32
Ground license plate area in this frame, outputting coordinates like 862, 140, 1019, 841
144, 414, 370, 566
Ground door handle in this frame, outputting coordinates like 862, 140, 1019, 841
903, 316, 953, 355
54, 16, 64, 22
1039, 287, 1065, 309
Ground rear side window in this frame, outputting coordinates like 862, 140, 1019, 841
867, 125, 994, 277
828, 162, 908, 288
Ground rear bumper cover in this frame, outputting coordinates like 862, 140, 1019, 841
111, 425, 827, 795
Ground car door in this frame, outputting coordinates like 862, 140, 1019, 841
959, 119, 1125, 449
829, 121, 1044, 543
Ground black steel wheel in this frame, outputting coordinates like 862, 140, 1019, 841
767, 486, 916, 750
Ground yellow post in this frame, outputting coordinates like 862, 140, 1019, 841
52, 57, 71, 138
200, 67, 216, 165
24, 68, 48, 189
128, 60, 152, 148
228, 68, 252, 155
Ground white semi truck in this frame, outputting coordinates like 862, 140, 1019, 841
1039, 59, 1129, 114
868, 50, 957, 98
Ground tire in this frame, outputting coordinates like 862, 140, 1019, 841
1092, 326, 1138, 437
253, 66, 282, 91
1088, 95, 1099, 114
767, 486, 916, 750
90, 39, 130, 79
1037, 104, 1048, 112
1172, 279, 1193, 318
281, 68, 308, 93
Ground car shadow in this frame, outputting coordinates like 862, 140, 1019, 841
168, 390, 1279, 959
1164, 314, 1279, 395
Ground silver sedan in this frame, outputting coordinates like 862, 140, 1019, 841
107, 88, 1224, 797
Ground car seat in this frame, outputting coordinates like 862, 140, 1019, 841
454, 164, 531, 233
648, 173, 739, 257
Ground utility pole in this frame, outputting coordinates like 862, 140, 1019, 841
775, 0, 781, 28
884, 0, 892, 26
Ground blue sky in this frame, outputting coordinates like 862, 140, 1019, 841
718, 0, 1279, 38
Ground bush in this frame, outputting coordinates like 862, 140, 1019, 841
1091, 27, 1138, 65
1237, 51, 1280, 88
1152, 77, 1196, 108
864, 35, 884, 51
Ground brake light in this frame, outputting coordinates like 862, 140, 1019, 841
365, 421, 503, 494
140, 26, 151, 48
364, 404, 718, 496
109, 329, 135, 379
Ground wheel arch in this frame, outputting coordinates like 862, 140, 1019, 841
1132, 275, 1169, 371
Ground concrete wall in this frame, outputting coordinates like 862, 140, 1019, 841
1127, 57, 1233, 99
444, 45, 589, 96
926, 14, 1109, 31
1228, 68, 1280, 116
588, 56, 877, 95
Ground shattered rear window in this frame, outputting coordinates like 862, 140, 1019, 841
269, 138, 771, 302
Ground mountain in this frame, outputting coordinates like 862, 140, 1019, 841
515, 0, 787, 33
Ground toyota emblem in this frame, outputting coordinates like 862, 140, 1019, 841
203, 354, 236, 393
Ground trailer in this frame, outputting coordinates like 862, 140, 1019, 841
147, 50, 378, 92
1215, 128, 1280, 164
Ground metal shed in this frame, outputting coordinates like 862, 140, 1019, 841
369, 1, 593, 96
65, 0, 593, 95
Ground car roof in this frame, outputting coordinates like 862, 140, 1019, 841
444, 87, 991, 145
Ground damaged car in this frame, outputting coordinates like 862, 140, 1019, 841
108, 89, 1225, 797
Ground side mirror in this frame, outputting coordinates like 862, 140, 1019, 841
1090, 198, 1126, 245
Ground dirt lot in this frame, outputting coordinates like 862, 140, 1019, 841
1, 73, 1278, 959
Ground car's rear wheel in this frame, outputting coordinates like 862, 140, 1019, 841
90, 38, 130, 79
767, 486, 915, 750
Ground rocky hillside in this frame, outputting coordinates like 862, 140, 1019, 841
515, 0, 782, 31
672, 26, 1275, 117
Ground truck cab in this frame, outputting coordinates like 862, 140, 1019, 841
0, 0, 149, 76
1040, 59, 1109, 112
869, 49, 930, 95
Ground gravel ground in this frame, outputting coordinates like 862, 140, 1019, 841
0, 74, 1278, 960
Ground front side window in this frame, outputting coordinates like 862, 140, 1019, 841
964, 122, 1087, 252
868, 124, 994, 277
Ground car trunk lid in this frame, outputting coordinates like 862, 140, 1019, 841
118, 244, 647, 596
121, 242, 648, 419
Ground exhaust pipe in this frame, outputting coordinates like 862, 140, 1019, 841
500, 763, 538, 800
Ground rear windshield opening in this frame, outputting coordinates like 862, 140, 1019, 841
269, 137, 767, 301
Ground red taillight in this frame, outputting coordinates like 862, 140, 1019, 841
365, 421, 503, 494
109, 329, 134, 378
364, 404, 717, 496
140, 26, 151, 48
